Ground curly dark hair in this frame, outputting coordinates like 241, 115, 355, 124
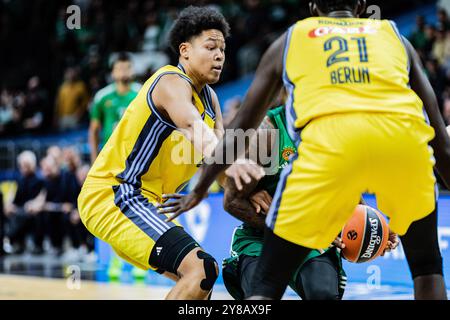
169, 6, 230, 55
313, 0, 359, 13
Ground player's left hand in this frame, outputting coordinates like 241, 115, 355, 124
225, 159, 265, 191
381, 230, 399, 256
157, 191, 207, 222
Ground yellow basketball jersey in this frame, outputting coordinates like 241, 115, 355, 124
284, 17, 424, 130
87, 64, 216, 202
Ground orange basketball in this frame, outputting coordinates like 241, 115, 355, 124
341, 205, 389, 263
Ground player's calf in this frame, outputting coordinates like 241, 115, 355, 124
400, 209, 447, 300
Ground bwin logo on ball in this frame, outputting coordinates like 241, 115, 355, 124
347, 230, 358, 241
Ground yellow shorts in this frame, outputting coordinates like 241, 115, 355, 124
78, 181, 180, 270
267, 112, 437, 249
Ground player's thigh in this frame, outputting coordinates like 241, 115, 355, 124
79, 185, 168, 271
266, 123, 365, 249
367, 115, 436, 235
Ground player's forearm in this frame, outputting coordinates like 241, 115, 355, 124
180, 119, 219, 158
224, 193, 265, 230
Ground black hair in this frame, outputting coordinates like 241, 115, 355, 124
169, 6, 230, 55
313, 0, 359, 13
113, 52, 131, 66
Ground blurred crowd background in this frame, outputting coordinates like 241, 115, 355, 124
1, 0, 449, 259
2, 0, 449, 136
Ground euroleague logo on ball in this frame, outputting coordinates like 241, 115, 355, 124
347, 230, 358, 241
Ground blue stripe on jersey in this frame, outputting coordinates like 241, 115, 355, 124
113, 184, 176, 240
282, 25, 301, 144
117, 112, 173, 187
266, 150, 299, 230
203, 86, 216, 120
389, 20, 410, 74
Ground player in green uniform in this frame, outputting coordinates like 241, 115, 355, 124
88, 52, 142, 164
222, 105, 347, 300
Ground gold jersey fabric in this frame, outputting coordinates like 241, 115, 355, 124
284, 17, 425, 130
86, 64, 216, 202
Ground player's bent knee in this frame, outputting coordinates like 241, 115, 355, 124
196, 251, 219, 291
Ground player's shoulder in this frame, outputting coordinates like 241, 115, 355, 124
93, 83, 116, 103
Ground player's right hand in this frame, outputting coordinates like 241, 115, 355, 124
225, 159, 265, 191
158, 190, 207, 222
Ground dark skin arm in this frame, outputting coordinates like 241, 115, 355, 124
403, 36, 450, 189
162, 33, 287, 221
223, 176, 266, 230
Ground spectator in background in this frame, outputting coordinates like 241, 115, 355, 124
88, 53, 141, 164
62, 146, 81, 174
81, 46, 107, 96
4, 151, 44, 254
134, 11, 170, 75
21, 76, 48, 133
47, 145, 63, 169
425, 58, 447, 108
65, 163, 95, 260
409, 15, 428, 52
437, 8, 450, 31
0, 88, 25, 136
423, 24, 437, 56
32, 155, 78, 256
432, 27, 448, 66
55, 67, 90, 131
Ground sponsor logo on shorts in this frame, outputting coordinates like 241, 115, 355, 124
156, 247, 163, 256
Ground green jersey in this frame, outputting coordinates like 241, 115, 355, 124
222, 106, 346, 300
90, 82, 141, 143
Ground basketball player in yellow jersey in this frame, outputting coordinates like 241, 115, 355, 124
78, 6, 263, 300
163, 1, 450, 299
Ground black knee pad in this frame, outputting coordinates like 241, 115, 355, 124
149, 226, 200, 275
401, 209, 443, 279
197, 251, 218, 291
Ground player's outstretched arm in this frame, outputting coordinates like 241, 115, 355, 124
404, 37, 450, 188
152, 74, 219, 158
223, 176, 267, 230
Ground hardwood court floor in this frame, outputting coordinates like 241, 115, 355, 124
0, 274, 233, 300
0, 274, 172, 299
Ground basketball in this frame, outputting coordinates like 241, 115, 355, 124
341, 205, 389, 263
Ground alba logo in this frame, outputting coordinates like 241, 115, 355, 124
347, 230, 358, 241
